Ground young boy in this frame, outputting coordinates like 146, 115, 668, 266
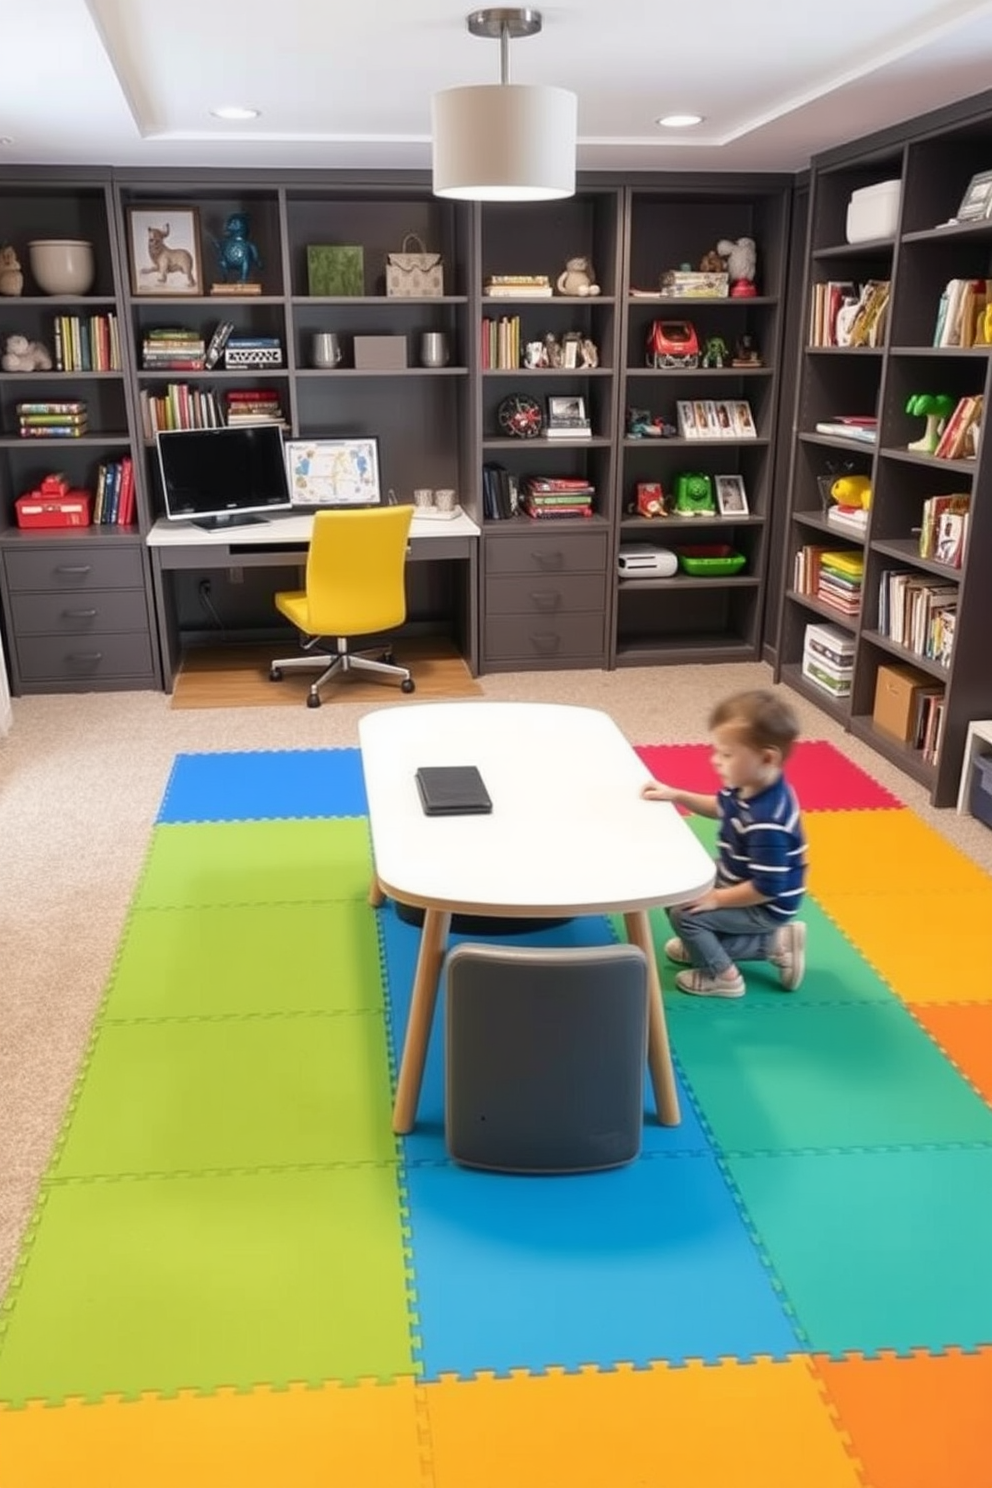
641, 689, 808, 998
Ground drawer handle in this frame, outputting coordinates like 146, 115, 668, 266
68, 651, 103, 664
533, 551, 564, 572
530, 632, 562, 656
55, 565, 93, 576
63, 608, 98, 620
530, 590, 562, 612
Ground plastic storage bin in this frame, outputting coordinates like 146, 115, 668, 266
676, 544, 746, 576
846, 179, 902, 243
969, 753, 992, 830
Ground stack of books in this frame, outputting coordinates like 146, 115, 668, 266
818, 549, 864, 616
520, 477, 595, 519
814, 416, 877, 444
225, 389, 286, 426
142, 328, 205, 371
483, 275, 552, 298
17, 400, 88, 438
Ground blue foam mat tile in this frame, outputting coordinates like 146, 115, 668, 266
157, 748, 367, 823
379, 903, 714, 1163
404, 1153, 802, 1378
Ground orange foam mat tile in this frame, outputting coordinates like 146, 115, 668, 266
424, 1358, 865, 1488
814, 890, 992, 1005
812, 1347, 992, 1488
911, 1004, 992, 1107
0, 1376, 427, 1488
803, 810, 992, 900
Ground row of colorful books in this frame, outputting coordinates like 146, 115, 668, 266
137, 384, 286, 438
93, 456, 135, 526
878, 570, 957, 667
52, 313, 121, 372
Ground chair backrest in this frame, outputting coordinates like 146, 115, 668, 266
303, 505, 413, 637
444, 942, 649, 1174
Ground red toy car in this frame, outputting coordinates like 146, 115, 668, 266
646, 320, 699, 369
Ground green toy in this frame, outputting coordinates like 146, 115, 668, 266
905, 393, 956, 454
701, 335, 729, 369
673, 472, 716, 515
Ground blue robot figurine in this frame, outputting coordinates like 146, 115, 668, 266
210, 213, 262, 285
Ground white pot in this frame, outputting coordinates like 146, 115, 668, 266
28, 239, 95, 296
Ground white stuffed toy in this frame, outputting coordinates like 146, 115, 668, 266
556, 257, 601, 296
2, 333, 53, 372
716, 237, 757, 295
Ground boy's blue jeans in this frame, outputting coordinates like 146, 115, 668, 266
667, 902, 784, 977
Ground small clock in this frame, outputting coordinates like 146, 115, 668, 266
497, 393, 544, 439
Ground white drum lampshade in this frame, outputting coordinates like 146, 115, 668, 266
432, 8, 577, 202
432, 83, 577, 201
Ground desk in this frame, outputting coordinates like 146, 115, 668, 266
359, 701, 716, 1133
147, 510, 480, 689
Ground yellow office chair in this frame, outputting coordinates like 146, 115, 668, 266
268, 505, 416, 708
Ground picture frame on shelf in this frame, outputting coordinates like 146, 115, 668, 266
715, 474, 749, 516
284, 437, 382, 507
545, 394, 589, 436
126, 207, 203, 297
954, 169, 992, 223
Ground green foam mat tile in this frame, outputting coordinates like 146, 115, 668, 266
134, 819, 374, 909
669, 1001, 992, 1153
103, 902, 385, 1020
724, 1147, 992, 1354
0, 1167, 416, 1405
51, 1013, 397, 1177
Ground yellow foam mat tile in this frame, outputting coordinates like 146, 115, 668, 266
424, 1358, 864, 1488
815, 889, 992, 1006
0, 1376, 427, 1488
804, 811, 992, 900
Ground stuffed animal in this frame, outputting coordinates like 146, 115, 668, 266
0, 245, 24, 296
716, 236, 757, 295
2, 333, 53, 371
698, 249, 726, 274
830, 474, 872, 510
556, 257, 600, 296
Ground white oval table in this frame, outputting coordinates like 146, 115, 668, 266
359, 702, 716, 1133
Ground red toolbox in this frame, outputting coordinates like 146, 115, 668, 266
15, 475, 92, 529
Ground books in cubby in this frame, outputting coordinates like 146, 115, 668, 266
52, 313, 120, 372
794, 545, 863, 617
932, 278, 991, 348
142, 327, 205, 371
920, 493, 970, 566
93, 455, 134, 526
814, 416, 877, 444
520, 477, 595, 519
878, 569, 958, 666
17, 400, 88, 438
481, 314, 521, 369
932, 395, 983, 460
225, 389, 286, 426
808, 280, 890, 347
138, 383, 221, 437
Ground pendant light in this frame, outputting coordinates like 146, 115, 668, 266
432, 8, 577, 201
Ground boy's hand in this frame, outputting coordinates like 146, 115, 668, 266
684, 890, 723, 913
641, 780, 677, 801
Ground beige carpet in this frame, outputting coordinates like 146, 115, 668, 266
170, 636, 482, 708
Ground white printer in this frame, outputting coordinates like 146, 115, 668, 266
617, 544, 678, 578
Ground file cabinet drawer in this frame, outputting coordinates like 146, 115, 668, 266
15, 631, 155, 683
483, 612, 607, 663
486, 572, 606, 616
485, 531, 609, 576
10, 588, 149, 636
4, 545, 145, 593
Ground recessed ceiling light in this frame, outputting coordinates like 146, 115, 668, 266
210, 106, 260, 121
657, 113, 704, 128
0, 136, 13, 146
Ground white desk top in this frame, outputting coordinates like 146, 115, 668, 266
359, 701, 716, 917
147, 508, 480, 548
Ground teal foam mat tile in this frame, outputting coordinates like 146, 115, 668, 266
103, 901, 384, 1020
134, 818, 373, 908
0, 1167, 415, 1405
52, 1013, 397, 1176
669, 1001, 992, 1153
724, 1147, 992, 1354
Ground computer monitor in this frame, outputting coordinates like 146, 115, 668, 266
156, 424, 293, 531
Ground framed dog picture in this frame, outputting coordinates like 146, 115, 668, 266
127, 207, 203, 296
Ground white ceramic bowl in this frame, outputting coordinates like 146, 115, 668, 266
28, 239, 95, 296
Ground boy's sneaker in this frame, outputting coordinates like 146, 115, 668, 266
675, 968, 746, 999
664, 937, 692, 964
770, 920, 807, 991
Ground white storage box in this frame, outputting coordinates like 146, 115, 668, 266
803, 622, 855, 697
846, 179, 902, 244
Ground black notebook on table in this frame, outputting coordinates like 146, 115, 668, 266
415, 765, 493, 816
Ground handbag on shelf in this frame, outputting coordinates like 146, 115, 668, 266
386, 233, 444, 298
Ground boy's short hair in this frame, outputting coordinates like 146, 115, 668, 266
708, 689, 801, 761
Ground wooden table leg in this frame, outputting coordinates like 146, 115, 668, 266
392, 907, 452, 1134
369, 875, 385, 908
623, 910, 681, 1127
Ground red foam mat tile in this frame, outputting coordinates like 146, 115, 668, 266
635, 740, 902, 812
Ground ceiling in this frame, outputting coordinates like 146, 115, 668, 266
3, 0, 992, 176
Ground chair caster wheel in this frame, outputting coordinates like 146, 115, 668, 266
269, 666, 283, 682
307, 693, 322, 709
401, 678, 415, 693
